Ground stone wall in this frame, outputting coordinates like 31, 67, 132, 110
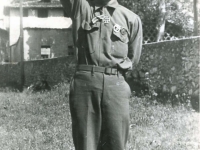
23, 56, 76, 86
0, 56, 76, 89
0, 37, 199, 102
127, 37, 200, 102
0, 62, 20, 88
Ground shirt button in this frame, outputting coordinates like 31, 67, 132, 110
107, 49, 111, 54
111, 45, 115, 50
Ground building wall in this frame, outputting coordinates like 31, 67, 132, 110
9, 8, 72, 46
11, 28, 73, 62
24, 28, 73, 60
9, 8, 20, 46
48, 8, 64, 17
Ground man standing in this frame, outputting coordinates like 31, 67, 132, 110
60, 0, 142, 149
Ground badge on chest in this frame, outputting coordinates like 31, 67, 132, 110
103, 16, 110, 24
92, 15, 110, 24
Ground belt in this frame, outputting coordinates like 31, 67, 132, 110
76, 65, 119, 75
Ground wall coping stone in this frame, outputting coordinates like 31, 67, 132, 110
143, 36, 200, 45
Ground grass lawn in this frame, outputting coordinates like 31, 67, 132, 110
0, 83, 199, 150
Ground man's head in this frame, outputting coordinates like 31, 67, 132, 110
92, 0, 112, 6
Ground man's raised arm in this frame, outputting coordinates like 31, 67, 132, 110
60, 0, 89, 20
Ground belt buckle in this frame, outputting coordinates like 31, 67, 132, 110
105, 68, 116, 75
111, 68, 117, 75
105, 68, 110, 75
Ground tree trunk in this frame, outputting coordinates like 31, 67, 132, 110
193, 0, 199, 36
156, 0, 166, 42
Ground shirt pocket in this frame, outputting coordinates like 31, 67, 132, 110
112, 27, 129, 43
81, 20, 99, 31
81, 20, 100, 54
111, 27, 129, 57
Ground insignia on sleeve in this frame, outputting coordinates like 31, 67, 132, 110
113, 24, 121, 33
120, 28, 127, 35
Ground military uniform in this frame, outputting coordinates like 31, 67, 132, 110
60, 0, 143, 149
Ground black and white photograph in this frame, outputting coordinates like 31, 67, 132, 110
0, 0, 199, 149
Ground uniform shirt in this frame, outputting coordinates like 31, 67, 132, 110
60, 0, 143, 70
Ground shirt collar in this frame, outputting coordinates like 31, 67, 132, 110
94, 0, 119, 10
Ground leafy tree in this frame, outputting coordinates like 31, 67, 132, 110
193, 0, 199, 36
156, 0, 166, 41
118, 0, 196, 41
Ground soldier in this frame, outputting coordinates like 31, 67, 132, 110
60, 0, 143, 149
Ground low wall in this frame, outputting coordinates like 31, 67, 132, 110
0, 37, 199, 102
23, 56, 76, 86
0, 56, 76, 89
127, 37, 200, 101
0, 62, 20, 88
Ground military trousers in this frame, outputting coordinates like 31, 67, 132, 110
69, 70, 131, 150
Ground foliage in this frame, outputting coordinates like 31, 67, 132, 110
165, 0, 194, 32
118, 0, 194, 34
